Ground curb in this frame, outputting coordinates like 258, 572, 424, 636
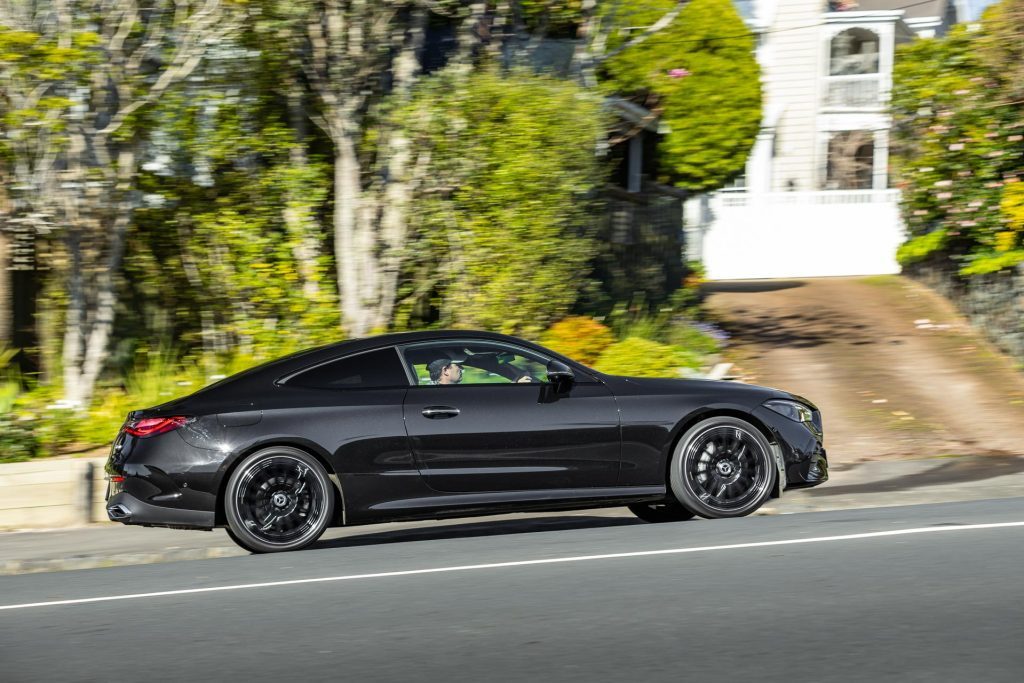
1, 545, 247, 576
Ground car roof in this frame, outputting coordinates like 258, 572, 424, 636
199, 330, 574, 393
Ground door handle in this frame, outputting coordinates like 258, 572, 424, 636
422, 406, 460, 419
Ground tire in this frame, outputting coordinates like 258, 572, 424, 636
669, 416, 775, 519
224, 446, 335, 553
628, 500, 697, 523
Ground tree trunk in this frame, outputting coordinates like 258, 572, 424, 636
334, 126, 368, 336
0, 231, 9, 347
369, 7, 427, 331
62, 145, 135, 408
62, 235, 85, 406
284, 77, 321, 301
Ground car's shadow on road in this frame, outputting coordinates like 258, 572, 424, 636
804, 455, 1024, 497
311, 514, 645, 550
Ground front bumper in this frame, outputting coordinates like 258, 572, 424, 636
753, 405, 829, 490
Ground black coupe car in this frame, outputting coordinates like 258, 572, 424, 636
105, 330, 828, 553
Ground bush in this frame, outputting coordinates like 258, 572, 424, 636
539, 317, 615, 366
0, 414, 40, 463
394, 67, 608, 335
891, 2, 1024, 275
594, 337, 701, 377
667, 320, 726, 356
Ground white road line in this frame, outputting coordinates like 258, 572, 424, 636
2, 521, 1023, 612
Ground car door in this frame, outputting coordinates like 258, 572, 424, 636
400, 339, 621, 493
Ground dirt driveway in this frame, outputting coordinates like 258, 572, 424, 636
704, 276, 1024, 465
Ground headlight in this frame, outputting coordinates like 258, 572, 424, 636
764, 399, 814, 423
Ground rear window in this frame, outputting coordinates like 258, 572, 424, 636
286, 348, 409, 390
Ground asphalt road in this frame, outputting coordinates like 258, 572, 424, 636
3, 498, 1024, 682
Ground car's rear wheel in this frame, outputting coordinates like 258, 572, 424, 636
628, 500, 697, 523
224, 446, 335, 553
669, 416, 775, 519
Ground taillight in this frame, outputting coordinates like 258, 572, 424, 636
123, 416, 191, 438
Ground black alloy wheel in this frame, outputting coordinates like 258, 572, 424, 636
224, 446, 335, 553
669, 416, 775, 519
628, 500, 697, 523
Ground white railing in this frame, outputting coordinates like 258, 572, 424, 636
719, 189, 900, 208
822, 76, 882, 109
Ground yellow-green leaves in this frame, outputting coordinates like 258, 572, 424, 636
599, 0, 762, 191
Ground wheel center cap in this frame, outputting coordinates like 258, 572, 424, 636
272, 492, 289, 508
716, 461, 735, 476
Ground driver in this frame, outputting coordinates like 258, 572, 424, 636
427, 358, 463, 385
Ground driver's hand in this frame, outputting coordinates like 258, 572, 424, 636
516, 375, 533, 383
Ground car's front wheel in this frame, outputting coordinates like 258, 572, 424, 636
669, 416, 775, 519
224, 446, 335, 553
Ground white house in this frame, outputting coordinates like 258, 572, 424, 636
687, 0, 962, 280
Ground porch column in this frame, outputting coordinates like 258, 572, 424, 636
873, 128, 889, 190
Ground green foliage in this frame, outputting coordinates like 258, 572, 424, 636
600, 0, 762, 191
593, 336, 701, 377
394, 67, 608, 336
1001, 183, 1024, 231
896, 229, 948, 266
539, 316, 615, 366
520, 0, 585, 36
0, 414, 40, 463
124, 52, 339, 368
0, 25, 95, 158
891, 1, 1024, 275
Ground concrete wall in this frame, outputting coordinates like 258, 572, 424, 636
694, 189, 904, 279
0, 456, 109, 530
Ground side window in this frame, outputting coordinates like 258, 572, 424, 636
402, 341, 552, 386
286, 348, 409, 390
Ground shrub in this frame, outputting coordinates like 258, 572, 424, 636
539, 317, 615, 366
0, 413, 40, 463
594, 337, 701, 377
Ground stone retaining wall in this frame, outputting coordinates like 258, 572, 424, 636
906, 261, 1024, 365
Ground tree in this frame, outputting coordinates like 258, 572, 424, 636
891, 0, 1024, 275
392, 68, 606, 335
0, 0, 241, 406
597, 0, 762, 191
302, 1, 431, 337
126, 76, 339, 365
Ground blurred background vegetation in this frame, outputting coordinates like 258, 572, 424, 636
891, 0, 1024, 275
4, 0, 1016, 463
0, 0, 754, 461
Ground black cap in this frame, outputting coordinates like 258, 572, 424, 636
427, 357, 463, 381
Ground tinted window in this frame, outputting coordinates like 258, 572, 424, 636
287, 348, 409, 389
401, 341, 551, 386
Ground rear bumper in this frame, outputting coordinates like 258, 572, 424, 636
106, 491, 215, 530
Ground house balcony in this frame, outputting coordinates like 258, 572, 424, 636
822, 75, 884, 110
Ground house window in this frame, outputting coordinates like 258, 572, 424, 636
829, 28, 879, 75
824, 131, 874, 190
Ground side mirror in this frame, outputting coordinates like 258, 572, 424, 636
546, 360, 575, 393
